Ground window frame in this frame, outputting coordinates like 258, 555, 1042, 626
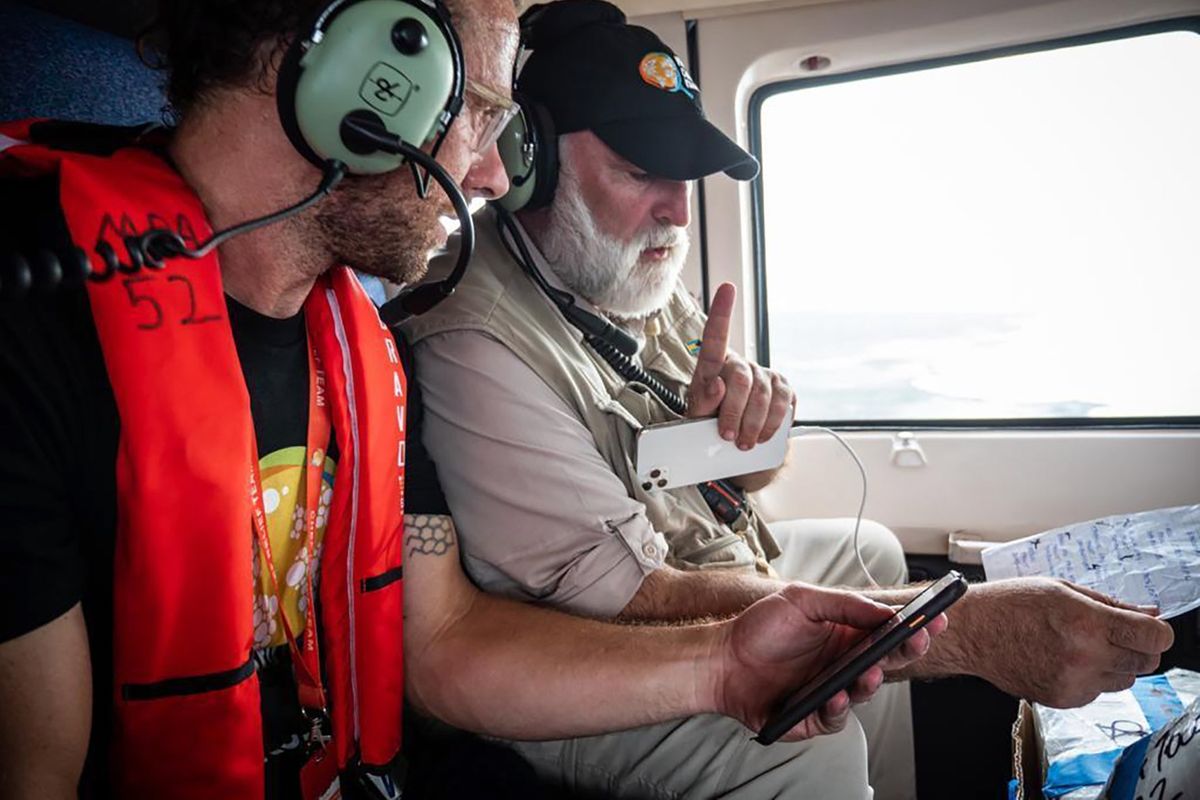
747, 17, 1200, 430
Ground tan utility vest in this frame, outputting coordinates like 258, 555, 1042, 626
403, 210, 779, 573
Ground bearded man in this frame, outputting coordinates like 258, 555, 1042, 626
401, 2, 1176, 799
0, 0, 950, 797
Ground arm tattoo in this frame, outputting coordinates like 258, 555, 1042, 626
404, 514, 456, 559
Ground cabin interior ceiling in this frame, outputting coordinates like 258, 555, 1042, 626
15, 0, 876, 38
21, 0, 1200, 38
616, 0, 861, 19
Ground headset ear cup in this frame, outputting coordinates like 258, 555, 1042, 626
276, 34, 324, 169
496, 96, 536, 212
526, 102, 558, 211
497, 98, 558, 212
276, 0, 465, 175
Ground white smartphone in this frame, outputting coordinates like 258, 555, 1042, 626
634, 417, 791, 491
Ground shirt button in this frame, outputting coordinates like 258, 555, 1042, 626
643, 543, 659, 558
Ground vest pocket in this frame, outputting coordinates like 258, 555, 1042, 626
114, 661, 264, 798
121, 657, 256, 701
361, 565, 404, 592
673, 532, 756, 568
353, 563, 406, 765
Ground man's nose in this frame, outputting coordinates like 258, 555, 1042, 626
652, 180, 690, 228
462, 144, 510, 201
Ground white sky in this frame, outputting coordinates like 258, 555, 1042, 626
760, 30, 1200, 315
759, 30, 1200, 417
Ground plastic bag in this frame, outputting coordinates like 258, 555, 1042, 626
1034, 669, 1200, 799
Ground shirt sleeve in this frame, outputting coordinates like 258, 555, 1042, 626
413, 330, 668, 618
0, 296, 90, 642
0, 177, 92, 643
394, 333, 450, 516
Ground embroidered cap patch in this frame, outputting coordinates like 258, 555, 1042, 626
639, 52, 697, 98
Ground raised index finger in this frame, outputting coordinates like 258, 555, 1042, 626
695, 283, 736, 385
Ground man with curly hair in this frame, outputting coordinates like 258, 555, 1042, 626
0, 1, 944, 798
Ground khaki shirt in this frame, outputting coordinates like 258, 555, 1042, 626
417, 330, 669, 617
404, 209, 779, 620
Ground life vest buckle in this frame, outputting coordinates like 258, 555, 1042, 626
303, 707, 333, 755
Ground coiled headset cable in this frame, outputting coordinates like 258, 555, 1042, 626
1, 160, 346, 299
492, 205, 692, 408
583, 334, 687, 416
495, 204, 881, 588
3, 115, 478, 324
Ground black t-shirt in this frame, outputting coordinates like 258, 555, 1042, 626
0, 173, 448, 797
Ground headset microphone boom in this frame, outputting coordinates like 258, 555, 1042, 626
2, 0, 475, 322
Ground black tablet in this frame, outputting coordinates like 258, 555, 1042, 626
756, 570, 968, 745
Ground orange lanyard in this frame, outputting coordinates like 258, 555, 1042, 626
248, 333, 331, 715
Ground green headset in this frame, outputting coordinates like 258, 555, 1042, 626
495, 0, 629, 212
495, 3, 561, 213
495, 91, 558, 212
277, 0, 465, 177
275, 0, 479, 321
3, 0, 475, 309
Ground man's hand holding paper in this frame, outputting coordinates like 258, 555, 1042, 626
983, 505, 1200, 620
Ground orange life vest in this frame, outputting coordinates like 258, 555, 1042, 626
0, 119, 408, 798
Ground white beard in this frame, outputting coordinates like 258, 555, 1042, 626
537, 154, 689, 319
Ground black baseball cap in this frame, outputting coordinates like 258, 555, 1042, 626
517, 0, 759, 182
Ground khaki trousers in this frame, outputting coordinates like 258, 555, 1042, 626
498, 519, 910, 799
508, 712, 871, 800
769, 518, 916, 800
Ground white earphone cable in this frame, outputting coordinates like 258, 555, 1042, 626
789, 425, 880, 588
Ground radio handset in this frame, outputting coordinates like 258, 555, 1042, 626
559, 302, 638, 357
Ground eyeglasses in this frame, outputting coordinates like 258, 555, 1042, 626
461, 78, 519, 155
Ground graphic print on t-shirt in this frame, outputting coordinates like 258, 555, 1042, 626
251, 446, 336, 650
